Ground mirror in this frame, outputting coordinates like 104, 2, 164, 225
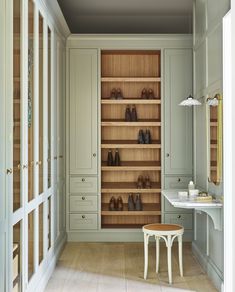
208, 94, 223, 185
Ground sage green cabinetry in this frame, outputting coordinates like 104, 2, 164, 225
68, 49, 98, 231
69, 49, 98, 175
164, 49, 193, 176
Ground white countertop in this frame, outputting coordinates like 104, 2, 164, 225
162, 189, 223, 209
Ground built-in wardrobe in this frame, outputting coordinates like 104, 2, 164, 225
0, 0, 69, 291
66, 36, 193, 241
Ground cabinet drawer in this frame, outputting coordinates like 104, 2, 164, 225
164, 198, 190, 213
70, 177, 97, 193
70, 195, 98, 212
164, 213, 193, 230
164, 176, 192, 189
70, 214, 98, 230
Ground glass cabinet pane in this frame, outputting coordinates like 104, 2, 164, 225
13, 0, 22, 211
28, 210, 34, 280
39, 13, 43, 195
13, 221, 22, 292
48, 28, 51, 188
28, 0, 34, 202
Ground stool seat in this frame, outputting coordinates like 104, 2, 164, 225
143, 223, 184, 284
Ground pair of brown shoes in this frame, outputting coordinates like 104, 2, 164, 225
110, 88, 123, 99
107, 149, 121, 166
141, 88, 155, 99
136, 175, 151, 189
125, 105, 137, 122
109, 196, 123, 211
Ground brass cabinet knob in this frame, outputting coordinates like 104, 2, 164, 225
166, 153, 170, 157
82, 196, 85, 200
82, 215, 85, 219
59, 155, 63, 159
177, 215, 182, 219
6, 168, 13, 175
178, 178, 181, 182
93, 153, 96, 157
82, 178, 85, 182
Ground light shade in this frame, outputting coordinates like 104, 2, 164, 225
179, 95, 202, 106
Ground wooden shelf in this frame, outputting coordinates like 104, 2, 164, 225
101, 98, 161, 104
101, 77, 161, 82
101, 161, 161, 171
101, 203, 161, 216
101, 119, 161, 126
101, 182, 161, 193
101, 140, 161, 149
102, 224, 145, 229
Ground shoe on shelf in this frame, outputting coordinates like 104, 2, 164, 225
138, 129, 145, 144
117, 196, 124, 211
131, 105, 138, 121
128, 194, 135, 211
135, 194, 143, 211
110, 88, 116, 99
114, 149, 121, 166
107, 149, 114, 166
109, 196, 117, 211
148, 88, 155, 99
144, 129, 152, 144
137, 175, 144, 189
125, 106, 132, 121
145, 175, 152, 189
141, 88, 148, 99
116, 88, 123, 99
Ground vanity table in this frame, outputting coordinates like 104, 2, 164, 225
162, 190, 223, 231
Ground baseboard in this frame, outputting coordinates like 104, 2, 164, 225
192, 241, 223, 291
67, 230, 193, 242
26, 231, 67, 292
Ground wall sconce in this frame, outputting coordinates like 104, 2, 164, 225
206, 94, 221, 106
179, 95, 202, 106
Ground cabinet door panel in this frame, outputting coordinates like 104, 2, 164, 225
164, 213, 193, 230
69, 49, 98, 175
164, 49, 193, 175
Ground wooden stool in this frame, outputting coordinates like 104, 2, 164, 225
142, 223, 184, 284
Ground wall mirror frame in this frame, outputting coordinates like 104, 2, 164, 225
207, 93, 223, 185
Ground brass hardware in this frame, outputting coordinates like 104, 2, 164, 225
93, 153, 96, 157
177, 215, 182, 219
166, 153, 170, 157
22, 164, 28, 169
59, 155, 63, 158
6, 168, 13, 175
178, 178, 181, 182
31, 161, 34, 166
82, 178, 85, 182
82, 215, 85, 219
17, 164, 21, 170
82, 197, 85, 200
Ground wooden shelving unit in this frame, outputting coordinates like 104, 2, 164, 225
101, 50, 162, 229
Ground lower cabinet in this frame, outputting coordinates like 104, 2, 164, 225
68, 176, 98, 230
163, 176, 193, 241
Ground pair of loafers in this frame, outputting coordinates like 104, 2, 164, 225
110, 88, 123, 99
136, 175, 151, 189
138, 129, 151, 144
107, 149, 121, 166
128, 194, 142, 211
109, 196, 124, 211
141, 88, 155, 99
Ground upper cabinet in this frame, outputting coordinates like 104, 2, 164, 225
69, 49, 98, 175
164, 49, 193, 176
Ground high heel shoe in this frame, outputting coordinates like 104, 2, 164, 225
131, 105, 138, 121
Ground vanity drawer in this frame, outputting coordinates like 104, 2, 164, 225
70, 195, 98, 212
164, 213, 193, 230
70, 214, 98, 230
164, 198, 190, 213
70, 177, 97, 193
164, 176, 192, 189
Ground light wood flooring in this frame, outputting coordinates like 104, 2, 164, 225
45, 242, 218, 292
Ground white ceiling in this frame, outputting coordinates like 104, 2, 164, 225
57, 0, 193, 33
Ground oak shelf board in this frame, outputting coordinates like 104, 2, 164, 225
101, 161, 161, 171
101, 119, 161, 126
101, 203, 161, 216
101, 77, 161, 82
101, 140, 161, 149
101, 182, 161, 193
101, 98, 161, 104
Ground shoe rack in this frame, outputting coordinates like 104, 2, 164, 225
101, 50, 162, 228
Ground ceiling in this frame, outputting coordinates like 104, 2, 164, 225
57, 0, 193, 34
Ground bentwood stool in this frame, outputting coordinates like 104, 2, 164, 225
142, 223, 184, 284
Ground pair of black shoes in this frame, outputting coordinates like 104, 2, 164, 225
107, 149, 121, 166
128, 194, 142, 211
110, 88, 123, 99
138, 129, 151, 144
109, 196, 123, 211
125, 105, 137, 122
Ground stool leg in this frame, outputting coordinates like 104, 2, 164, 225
156, 236, 160, 273
144, 233, 149, 280
167, 235, 172, 284
178, 235, 183, 277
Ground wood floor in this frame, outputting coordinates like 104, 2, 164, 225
45, 242, 218, 292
